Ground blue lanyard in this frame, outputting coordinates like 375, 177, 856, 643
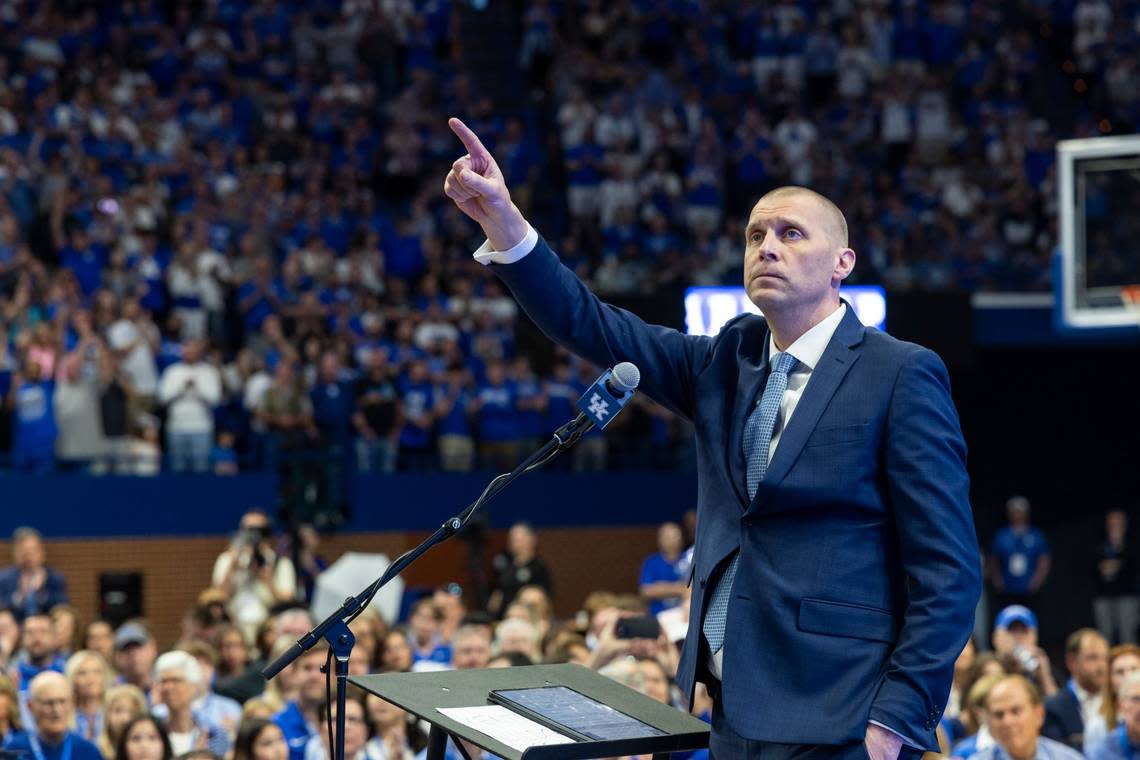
77, 711, 103, 741
1119, 727, 1138, 760
29, 734, 73, 760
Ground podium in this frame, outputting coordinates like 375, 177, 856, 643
350, 663, 710, 759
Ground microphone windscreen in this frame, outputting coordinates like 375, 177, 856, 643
611, 362, 641, 393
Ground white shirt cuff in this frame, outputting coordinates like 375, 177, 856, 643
472, 224, 539, 266
869, 720, 922, 749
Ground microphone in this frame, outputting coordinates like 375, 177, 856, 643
572, 361, 640, 432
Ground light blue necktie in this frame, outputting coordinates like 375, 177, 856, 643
702, 351, 798, 654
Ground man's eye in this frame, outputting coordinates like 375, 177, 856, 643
750, 232, 763, 243
784, 228, 803, 240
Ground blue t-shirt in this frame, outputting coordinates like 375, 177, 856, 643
399, 380, 435, 449
12, 380, 57, 464
211, 445, 238, 471
238, 280, 287, 331
60, 245, 108, 298
273, 702, 316, 760
474, 382, 519, 442
410, 636, 452, 667
12, 655, 67, 694
544, 379, 582, 435
134, 253, 168, 314
5, 733, 103, 760
435, 386, 471, 437
383, 233, 425, 281
950, 733, 980, 759
310, 381, 355, 442
991, 527, 1050, 594
640, 553, 684, 615
513, 378, 545, 439
564, 143, 602, 187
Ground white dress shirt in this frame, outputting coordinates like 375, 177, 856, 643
1070, 679, 1104, 733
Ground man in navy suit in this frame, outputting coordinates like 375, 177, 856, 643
0, 527, 68, 620
443, 118, 981, 760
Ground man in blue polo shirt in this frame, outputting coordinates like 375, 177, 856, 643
10, 614, 66, 695
990, 496, 1051, 610
273, 645, 327, 760
639, 522, 688, 616
6, 671, 102, 760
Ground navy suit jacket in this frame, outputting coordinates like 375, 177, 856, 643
0, 566, 69, 619
488, 237, 981, 750
1042, 687, 1084, 749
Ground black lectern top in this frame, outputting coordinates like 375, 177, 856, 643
350, 663, 710, 760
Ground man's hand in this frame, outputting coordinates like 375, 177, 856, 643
18, 568, 45, 597
587, 613, 632, 671
864, 723, 904, 760
444, 117, 529, 252
1031, 645, 1059, 695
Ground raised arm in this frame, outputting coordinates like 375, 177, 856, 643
443, 118, 713, 418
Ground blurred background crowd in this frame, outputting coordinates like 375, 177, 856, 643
0, 0, 1137, 479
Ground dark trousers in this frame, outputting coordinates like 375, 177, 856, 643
709, 694, 925, 760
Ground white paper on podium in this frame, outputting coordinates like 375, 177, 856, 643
436, 705, 575, 751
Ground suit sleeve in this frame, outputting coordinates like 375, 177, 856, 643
48, 569, 69, 607
1041, 694, 1071, 743
485, 236, 714, 420
870, 347, 982, 748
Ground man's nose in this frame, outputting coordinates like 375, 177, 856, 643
759, 233, 781, 258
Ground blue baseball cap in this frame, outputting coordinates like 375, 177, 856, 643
995, 605, 1038, 630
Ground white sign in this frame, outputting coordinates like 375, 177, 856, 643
684, 286, 887, 336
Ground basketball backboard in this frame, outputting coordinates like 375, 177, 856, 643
1056, 134, 1140, 332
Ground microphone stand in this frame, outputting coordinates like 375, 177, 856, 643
261, 414, 594, 760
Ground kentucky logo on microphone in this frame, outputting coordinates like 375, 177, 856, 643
576, 365, 637, 429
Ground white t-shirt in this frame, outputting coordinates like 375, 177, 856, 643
158, 362, 222, 433
107, 319, 159, 395
197, 249, 230, 311
881, 97, 913, 144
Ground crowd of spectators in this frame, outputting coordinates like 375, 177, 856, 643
0, 513, 715, 760
1, 496, 1139, 760
0, 0, 1135, 475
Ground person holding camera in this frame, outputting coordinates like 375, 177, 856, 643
211, 509, 297, 640
992, 606, 1059, 699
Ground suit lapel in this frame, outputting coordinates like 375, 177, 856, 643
748, 306, 866, 509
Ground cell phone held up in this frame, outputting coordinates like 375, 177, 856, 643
615, 615, 661, 640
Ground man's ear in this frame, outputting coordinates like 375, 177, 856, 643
834, 248, 856, 283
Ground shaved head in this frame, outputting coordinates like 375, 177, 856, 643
755, 186, 849, 248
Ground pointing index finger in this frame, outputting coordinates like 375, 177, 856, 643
449, 117, 491, 166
